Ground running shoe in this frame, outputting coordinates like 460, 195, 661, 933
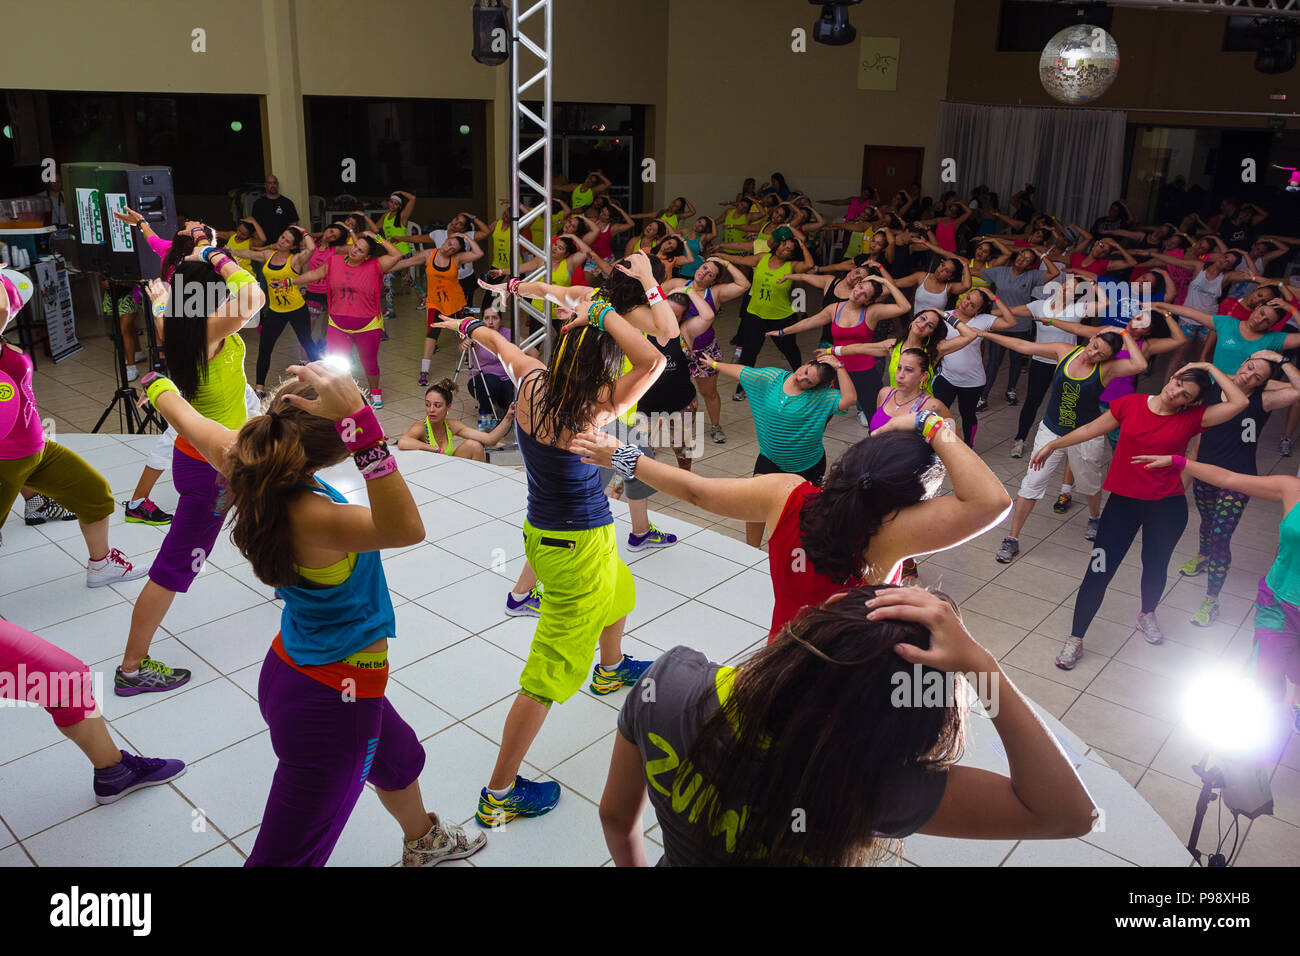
125, 364, 139, 383
93, 751, 187, 805
23, 494, 50, 525
901, 557, 919, 580
732, 387, 746, 402
417, 371, 429, 387
370, 391, 384, 409
1085, 517, 1101, 541
27, 494, 77, 524
1281, 436, 1294, 457
1179, 554, 1208, 577
114, 657, 192, 696
1005, 388, 1018, 406
995, 536, 1019, 563
1053, 492, 1072, 514
402, 812, 487, 867
1136, 612, 1164, 645
710, 425, 727, 444
1055, 637, 1084, 670
975, 397, 989, 413
476, 776, 560, 827
505, 586, 542, 618
1011, 439, 1024, 459
124, 498, 173, 525
1191, 596, 1219, 628
86, 549, 148, 588
628, 524, 677, 551
590, 653, 654, 695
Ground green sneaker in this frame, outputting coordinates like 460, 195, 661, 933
1180, 554, 1208, 577
1190, 596, 1219, 628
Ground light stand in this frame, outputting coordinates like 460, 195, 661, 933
453, 312, 515, 455
1186, 754, 1228, 867
92, 281, 165, 434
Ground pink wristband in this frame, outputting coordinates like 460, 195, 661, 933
335, 404, 383, 452
361, 456, 399, 481
1171, 455, 1187, 471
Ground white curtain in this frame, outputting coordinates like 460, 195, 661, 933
936, 101, 1127, 226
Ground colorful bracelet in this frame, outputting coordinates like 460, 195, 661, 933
645, 285, 665, 307
361, 455, 398, 481
610, 443, 643, 479
336, 405, 383, 452
922, 416, 947, 445
506, 277, 522, 295
354, 442, 392, 471
1171, 454, 1187, 471
460, 316, 486, 338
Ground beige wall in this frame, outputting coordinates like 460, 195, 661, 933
947, 0, 1299, 129
661, 0, 957, 215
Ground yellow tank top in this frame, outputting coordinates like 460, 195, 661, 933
225, 235, 254, 272
492, 220, 511, 270
263, 254, 305, 312
531, 259, 571, 315
380, 211, 412, 255
723, 208, 748, 244
749, 254, 794, 320
423, 418, 454, 454
968, 261, 991, 289
662, 212, 678, 231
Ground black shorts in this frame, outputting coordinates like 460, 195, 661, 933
754, 451, 827, 486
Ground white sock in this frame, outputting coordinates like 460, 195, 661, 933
510, 590, 529, 601
129, 498, 145, 509
1060, 484, 1073, 495
421, 359, 431, 372
487, 783, 513, 797
121, 668, 139, 678
88, 555, 109, 569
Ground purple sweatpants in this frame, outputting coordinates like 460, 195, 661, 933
245, 648, 426, 867
148, 449, 227, 593
1252, 577, 1300, 704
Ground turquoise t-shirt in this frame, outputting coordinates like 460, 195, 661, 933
1211, 315, 1287, 379
739, 366, 846, 472
1267, 500, 1300, 606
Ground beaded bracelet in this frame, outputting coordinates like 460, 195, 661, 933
506, 277, 522, 295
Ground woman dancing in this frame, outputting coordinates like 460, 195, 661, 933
238, 227, 324, 398
389, 233, 484, 385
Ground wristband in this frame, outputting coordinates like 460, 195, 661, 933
361, 456, 399, 481
353, 441, 392, 470
645, 285, 665, 307
506, 277, 522, 295
1171, 454, 1187, 471
335, 404, 383, 452
144, 374, 181, 407
778, 328, 786, 337
610, 443, 643, 479
832, 346, 842, 357
460, 317, 486, 338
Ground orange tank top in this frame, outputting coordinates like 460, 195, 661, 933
425, 254, 467, 316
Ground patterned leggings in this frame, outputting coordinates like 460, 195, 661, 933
1193, 478, 1250, 599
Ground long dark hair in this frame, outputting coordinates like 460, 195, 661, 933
895, 309, 946, 372
160, 233, 196, 283
226, 379, 353, 587
798, 431, 943, 583
680, 583, 964, 866
163, 260, 227, 399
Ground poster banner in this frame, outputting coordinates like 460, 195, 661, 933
858, 37, 901, 91
36, 256, 82, 363
106, 192, 134, 253
75, 187, 104, 246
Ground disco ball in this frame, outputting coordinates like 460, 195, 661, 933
1039, 25, 1119, 105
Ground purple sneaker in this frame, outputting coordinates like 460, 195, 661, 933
505, 586, 542, 618
628, 524, 677, 552
93, 750, 187, 804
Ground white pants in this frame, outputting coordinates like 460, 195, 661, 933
1017, 421, 1107, 501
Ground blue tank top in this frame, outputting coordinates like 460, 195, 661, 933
516, 373, 612, 531
678, 237, 703, 279
275, 479, 397, 666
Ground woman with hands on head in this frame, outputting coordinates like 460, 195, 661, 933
140, 358, 484, 867
1029, 362, 1249, 670
598, 582, 1092, 866
388, 232, 484, 384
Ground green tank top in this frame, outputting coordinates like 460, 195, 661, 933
723, 208, 747, 244
196, 334, 250, 430
492, 220, 511, 270
662, 212, 678, 231
1268, 500, 1300, 605
423, 418, 454, 454
380, 211, 412, 255
749, 254, 794, 320
887, 341, 934, 395
531, 259, 571, 315
572, 184, 594, 210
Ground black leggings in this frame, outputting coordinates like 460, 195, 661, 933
1071, 492, 1188, 639
982, 326, 1034, 400
256, 305, 321, 387
847, 365, 883, 420
468, 373, 516, 416
739, 312, 802, 371
931, 375, 982, 446
1017, 360, 1056, 442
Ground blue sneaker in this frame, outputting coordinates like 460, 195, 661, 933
590, 653, 653, 695
505, 586, 542, 618
627, 524, 677, 552
476, 775, 560, 827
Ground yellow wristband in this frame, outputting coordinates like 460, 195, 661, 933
145, 375, 181, 407
224, 268, 257, 294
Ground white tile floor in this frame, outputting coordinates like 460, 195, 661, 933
0, 435, 1195, 867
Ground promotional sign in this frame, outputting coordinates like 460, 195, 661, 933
106, 192, 135, 253
35, 256, 81, 363
76, 187, 104, 246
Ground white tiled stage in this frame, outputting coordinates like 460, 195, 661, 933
0, 433, 1191, 867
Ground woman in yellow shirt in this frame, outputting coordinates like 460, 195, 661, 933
239, 227, 324, 397
396, 379, 516, 461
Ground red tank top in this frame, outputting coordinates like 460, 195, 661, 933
766, 482, 867, 642
936, 220, 957, 253
830, 302, 875, 371
591, 224, 613, 260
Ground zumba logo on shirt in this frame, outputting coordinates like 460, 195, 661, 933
1058, 380, 1081, 429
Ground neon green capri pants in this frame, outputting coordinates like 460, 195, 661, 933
520, 519, 636, 704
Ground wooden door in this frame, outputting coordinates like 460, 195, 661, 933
862, 146, 924, 200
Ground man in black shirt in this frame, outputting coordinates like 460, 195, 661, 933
250, 174, 299, 242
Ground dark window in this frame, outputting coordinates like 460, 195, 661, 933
996, 1, 1114, 53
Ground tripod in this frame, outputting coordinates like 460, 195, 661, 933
93, 280, 165, 434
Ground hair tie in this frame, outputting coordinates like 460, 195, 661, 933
858, 474, 874, 492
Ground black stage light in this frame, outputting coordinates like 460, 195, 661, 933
472, 0, 510, 67
1254, 19, 1298, 74
808, 0, 862, 47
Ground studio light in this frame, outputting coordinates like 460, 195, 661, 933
321, 354, 353, 373
808, 0, 861, 47
472, 0, 510, 67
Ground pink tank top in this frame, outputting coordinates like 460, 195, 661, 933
936, 220, 958, 253
869, 387, 927, 434
0, 345, 46, 460
305, 247, 337, 294
591, 224, 613, 260
326, 257, 383, 319
830, 302, 875, 371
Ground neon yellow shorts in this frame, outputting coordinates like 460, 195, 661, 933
520, 519, 636, 704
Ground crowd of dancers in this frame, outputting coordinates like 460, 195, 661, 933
1, 168, 1299, 867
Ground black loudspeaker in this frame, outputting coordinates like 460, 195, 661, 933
59, 163, 177, 280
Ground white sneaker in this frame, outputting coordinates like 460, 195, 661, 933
87, 549, 149, 588
858, 410, 870, 428
125, 364, 139, 382
1011, 439, 1024, 459
1136, 612, 1164, 645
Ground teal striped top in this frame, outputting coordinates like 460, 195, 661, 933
739, 366, 846, 472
